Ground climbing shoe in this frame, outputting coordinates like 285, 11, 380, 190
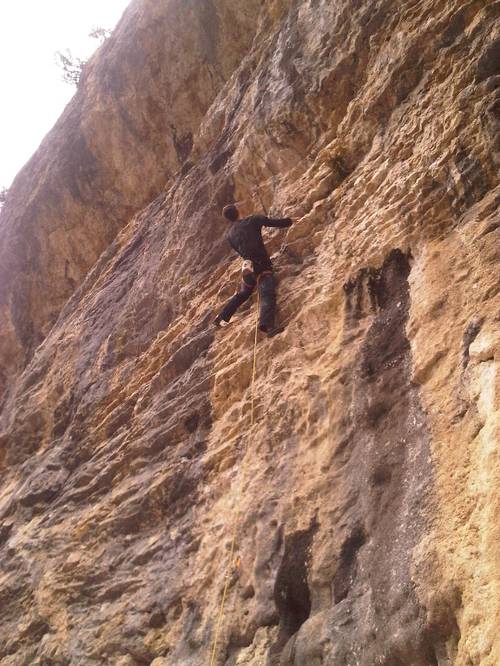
214, 315, 230, 328
266, 325, 285, 338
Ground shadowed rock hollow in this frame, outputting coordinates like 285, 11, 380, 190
0, 0, 498, 665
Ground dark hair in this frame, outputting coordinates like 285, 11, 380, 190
222, 204, 239, 222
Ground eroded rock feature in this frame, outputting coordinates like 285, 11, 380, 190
0, 0, 499, 665
301, 249, 436, 665
272, 519, 317, 660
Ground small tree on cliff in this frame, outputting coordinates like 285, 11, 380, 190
55, 49, 86, 87
55, 27, 111, 87
88, 26, 111, 42
0, 187, 8, 209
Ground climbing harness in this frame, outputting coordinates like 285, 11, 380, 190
241, 260, 255, 288
208, 293, 260, 666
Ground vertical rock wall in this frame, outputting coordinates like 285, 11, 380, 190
0, 0, 262, 398
0, 0, 498, 665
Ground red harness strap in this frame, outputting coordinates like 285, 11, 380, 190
241, 275, 256, 288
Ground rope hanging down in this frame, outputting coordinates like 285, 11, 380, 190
209, 293, 260, 666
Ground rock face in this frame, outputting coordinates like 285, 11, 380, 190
0, 0, 261, 398
0, 0, 498, 665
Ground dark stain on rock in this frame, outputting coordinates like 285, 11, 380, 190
209, 149, 232, 174
439, 10, 465, 49
10, 283, 36, 363
320, 249, 442, 664
184, 412, 200, 433
0, 521, 13, 547
343, 266, 379, 327
60, 131, 100, 204
476, 37, 500, 81
149, 605, 167, 629
271, 519, 318, 657
332, 525, 366, 603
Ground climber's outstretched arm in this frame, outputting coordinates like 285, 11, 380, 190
262, 217, 293, 228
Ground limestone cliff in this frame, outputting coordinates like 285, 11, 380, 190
0, 0, 261, 398
0, 1, 499, 665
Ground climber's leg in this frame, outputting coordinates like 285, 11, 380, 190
258, 272, 277, 332
215, 273, 256, 326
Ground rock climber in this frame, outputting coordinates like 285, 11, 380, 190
214, 204, 293, 337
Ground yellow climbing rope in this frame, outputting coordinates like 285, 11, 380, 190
209, 294, 260, 666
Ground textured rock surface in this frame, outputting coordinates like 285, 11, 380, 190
0, 0, 261, 398
0, 0, 499, 664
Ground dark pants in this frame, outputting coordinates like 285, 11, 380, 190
219, 270, 277, 332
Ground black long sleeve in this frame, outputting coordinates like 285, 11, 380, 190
262, 216, 293, 228
226, 214, 293, 267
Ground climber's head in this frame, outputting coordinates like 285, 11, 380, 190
222, 204, 239, 222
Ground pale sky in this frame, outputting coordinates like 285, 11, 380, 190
0, 0, 131, 189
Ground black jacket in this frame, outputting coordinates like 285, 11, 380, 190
226, 214, 292, 271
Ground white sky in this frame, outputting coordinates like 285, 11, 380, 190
0, 0, 131, 189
